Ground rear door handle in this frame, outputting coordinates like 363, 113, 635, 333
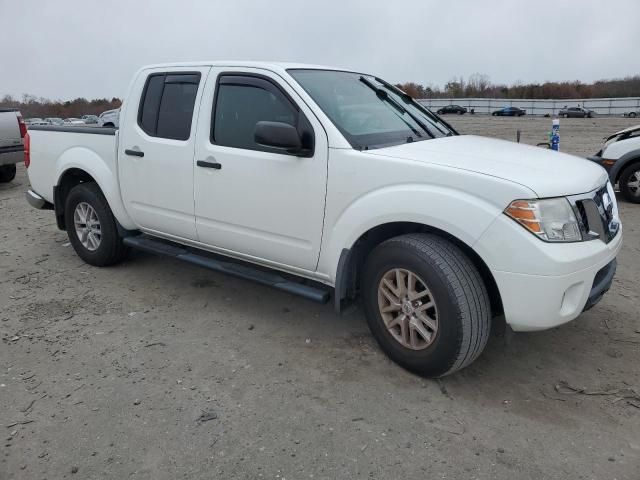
197, 160, 222, 170
125, 149, 144, 157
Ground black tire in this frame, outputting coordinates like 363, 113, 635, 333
629, 112, 636, 118
492, 112, 497, 116
619, 162, 640, 204
0, 164, 17, 183
64, 182, 129, 266
362, 234, 491, 377
103, 123, 115, 128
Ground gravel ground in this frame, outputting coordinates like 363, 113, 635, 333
1, 116, 639, 479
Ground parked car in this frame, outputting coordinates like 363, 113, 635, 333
558, 107, 595, 118
63, 118, 85, 125
44, 117, 64, 126
98, 109, 120, 128
623, 110, 639, 118
0, 109, 27, 183
25, 61, 621, 377
25, 118, 45, 125
437, 105, 467, 115
492, 107, 526, 117
82, 115, 99, 124
588, 124, 640, 203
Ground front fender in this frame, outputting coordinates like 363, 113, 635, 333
55, 146, 136, 230
318, 184, 503, 283
609, 149, 640, 182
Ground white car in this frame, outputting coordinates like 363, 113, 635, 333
98, 109, 119, 128
26, 118, 49, 126
44, 117, 64, 126
589, 125, 640, 203
63, 118, 85, 125
24, 62, 622, 377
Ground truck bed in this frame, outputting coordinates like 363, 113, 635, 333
27, 126, 118, 204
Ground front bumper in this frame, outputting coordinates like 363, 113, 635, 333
475, 213, 622, 332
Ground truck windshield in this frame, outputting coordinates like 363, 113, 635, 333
288, 69, 455, 150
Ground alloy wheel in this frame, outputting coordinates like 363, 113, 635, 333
74, 202, 102, 251
377, 268, 438, 350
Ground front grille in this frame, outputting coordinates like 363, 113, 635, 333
569, 184, 620, 243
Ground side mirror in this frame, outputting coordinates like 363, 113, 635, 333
254, 121, 302, 153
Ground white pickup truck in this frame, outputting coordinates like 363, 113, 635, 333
26, 62, 622, 377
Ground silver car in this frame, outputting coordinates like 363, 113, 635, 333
44, 117, 64, 125
82, 115, 99, 124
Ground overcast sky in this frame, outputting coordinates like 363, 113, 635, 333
1, 0, 639, 100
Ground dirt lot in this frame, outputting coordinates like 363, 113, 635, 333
2, 116, 639, 479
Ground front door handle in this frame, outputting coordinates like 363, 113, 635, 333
197, 160, 222, 170
125, 149, 144, 157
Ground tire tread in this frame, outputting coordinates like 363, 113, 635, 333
379, 234, 491, 376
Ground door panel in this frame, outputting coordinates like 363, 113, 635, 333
119, 66, 210, 240
193, 68, 328, 271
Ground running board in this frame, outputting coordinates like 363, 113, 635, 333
123, 235, 330, 304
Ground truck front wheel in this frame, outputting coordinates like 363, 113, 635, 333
362, 234, 491, 377
0, 164, 17, 183
64, 182, 129, 266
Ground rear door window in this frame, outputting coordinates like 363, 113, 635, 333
138, 73, 201, 140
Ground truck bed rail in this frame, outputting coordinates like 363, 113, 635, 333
28, 125, 116, 135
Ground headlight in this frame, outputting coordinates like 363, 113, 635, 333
504, 198, 582, 242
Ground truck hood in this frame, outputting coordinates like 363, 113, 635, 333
368, 135, 608, 198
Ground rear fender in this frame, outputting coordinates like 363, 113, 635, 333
55, 146, 136, 229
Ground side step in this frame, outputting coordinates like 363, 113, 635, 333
123, 235, 331, 304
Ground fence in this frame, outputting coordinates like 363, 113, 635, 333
417, 97, 640, 116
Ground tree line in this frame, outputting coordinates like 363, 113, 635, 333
0, 94, 122, 119
397, 74, 640, 99
2, 73, 639, 116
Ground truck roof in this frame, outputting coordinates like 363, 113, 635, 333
139, 61, 356, 74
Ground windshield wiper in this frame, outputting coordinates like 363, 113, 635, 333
374, 76, 458, 137
359, 76, 435, 139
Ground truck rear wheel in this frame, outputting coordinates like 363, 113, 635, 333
0, 164, 17, 183
362, 234, 491, 377
619, 162, 640, 203
64, 182, 129, 266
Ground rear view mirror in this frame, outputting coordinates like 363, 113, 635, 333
254, 121, 302, 154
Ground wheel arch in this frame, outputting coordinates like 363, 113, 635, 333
612, 154, 640, 183
54, 168, 97, 229
54, 161, 135, 232
334, 221, 503, 318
